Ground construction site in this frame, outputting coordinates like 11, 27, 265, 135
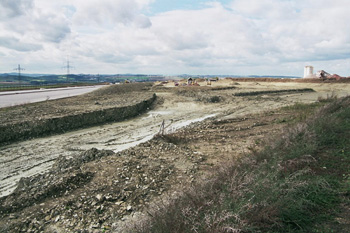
303, 65, 349, 80
0, 78, 350, 232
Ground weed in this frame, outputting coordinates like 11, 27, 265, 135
317, 91, 338, 103
125, 96, 350, 233
208, 96, 221, 103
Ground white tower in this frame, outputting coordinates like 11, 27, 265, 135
304, 66, 314, 78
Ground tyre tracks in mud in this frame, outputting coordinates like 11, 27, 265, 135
0, 93, 221, 197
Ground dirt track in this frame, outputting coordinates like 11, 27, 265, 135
0, 79, 349, 232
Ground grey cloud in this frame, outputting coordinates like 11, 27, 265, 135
43, 27, 71, 43
133, 15, 152, 28
0, 0, 33, 18
35, 18, 71, 43
0, 36, 42, 51
0, 1, 71, 44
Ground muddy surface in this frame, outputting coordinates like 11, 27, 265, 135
0, 79, 349, 232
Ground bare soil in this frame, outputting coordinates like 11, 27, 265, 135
0, 83, 153, 126
0, 79, 349, 232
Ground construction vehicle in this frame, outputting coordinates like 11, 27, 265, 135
316, 70, 331, 79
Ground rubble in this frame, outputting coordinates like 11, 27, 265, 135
0, 135, 210, 232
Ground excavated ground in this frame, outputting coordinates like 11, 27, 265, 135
0, 108, 294, 233
0, 79, 349, 232
0, 82, 156, 147
0, 83, 153, 126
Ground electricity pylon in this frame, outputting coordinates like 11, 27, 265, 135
62, 56, 74, 82
14, 64, 25, 83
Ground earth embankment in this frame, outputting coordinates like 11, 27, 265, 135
0, 83, 156, 145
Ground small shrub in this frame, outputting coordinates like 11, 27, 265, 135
208, 96, 221, 103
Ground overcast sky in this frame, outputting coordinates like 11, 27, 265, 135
1, 0, 350, 76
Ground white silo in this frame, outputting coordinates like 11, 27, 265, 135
304, 66, 314, 78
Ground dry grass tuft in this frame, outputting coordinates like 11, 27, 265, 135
120, 96, 350, 233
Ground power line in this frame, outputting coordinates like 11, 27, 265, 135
62, 56, 74, 82
14, 64, 25, 83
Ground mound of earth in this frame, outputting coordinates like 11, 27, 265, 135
0, 83, 156, 145
0, 83, 154, 126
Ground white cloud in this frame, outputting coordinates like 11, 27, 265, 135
1, 0, 350, 76
228, 0, 350, 71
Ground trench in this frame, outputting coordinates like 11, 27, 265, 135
0, 96, 218, 198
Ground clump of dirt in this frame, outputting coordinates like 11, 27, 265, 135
0, 148, 114, 214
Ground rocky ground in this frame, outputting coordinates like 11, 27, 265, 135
0, 108, 295, 232
0, 79, 349, 232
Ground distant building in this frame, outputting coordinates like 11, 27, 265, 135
304, 66, 314, 78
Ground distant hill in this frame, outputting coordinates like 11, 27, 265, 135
0, 73, 167, 85
0, 73, 301, 85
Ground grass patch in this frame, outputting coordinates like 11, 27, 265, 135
124, 96, 350, 233
0, 83, 103, 92
174, 88, 224, 103
233, 88, 315, 97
